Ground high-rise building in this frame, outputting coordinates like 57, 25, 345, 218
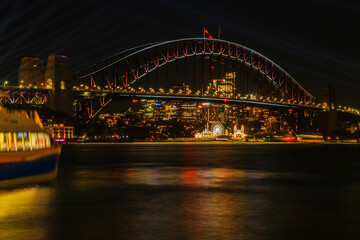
209, 72, 236, 97
45, 54, 73, 115
18, 57, 45, 86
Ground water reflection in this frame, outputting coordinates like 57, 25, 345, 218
0, 187, 53, 240
1, 143, 358, 240
71, 166, 254, 189
71, 164, 323, 191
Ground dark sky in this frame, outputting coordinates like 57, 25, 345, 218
1, 0, 359, 108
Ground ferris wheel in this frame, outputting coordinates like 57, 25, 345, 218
210, 122, 224, 136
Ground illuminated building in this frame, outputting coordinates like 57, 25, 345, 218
18, 57, 45, 87
143, 99, 199, 122
44, 124, 74, 140
142, 100, 156, 119
209, 72, 236, 98
180, 103, 199, 121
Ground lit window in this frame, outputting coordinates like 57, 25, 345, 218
47, 79, 53, 87
60, 81, 66, 90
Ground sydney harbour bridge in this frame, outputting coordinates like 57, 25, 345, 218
1, 38, 359, 133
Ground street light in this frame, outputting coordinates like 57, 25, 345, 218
4, 80, 8, 86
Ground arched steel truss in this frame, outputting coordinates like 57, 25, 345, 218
78, 38, 315, 103
0, 87, 49, 105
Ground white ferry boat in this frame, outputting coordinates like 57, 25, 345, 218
0, 91, 61, 188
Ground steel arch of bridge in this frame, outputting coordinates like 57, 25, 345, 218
78, 38, 315, 103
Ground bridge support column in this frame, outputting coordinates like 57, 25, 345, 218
45, 54, 74, 116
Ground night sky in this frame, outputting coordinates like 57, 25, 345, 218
1, 0, 359, 107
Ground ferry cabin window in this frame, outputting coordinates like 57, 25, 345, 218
44, 134, 50, 148
4, 132, 10, 151
0, 132, 7, 151
10, 133, 16, 151
0, 132, 51, 151
16, 132, 24, 151
38, 132, 45, 149
23, 132, 31, 151
30, 132, 39, 150
0, 132, 16, 151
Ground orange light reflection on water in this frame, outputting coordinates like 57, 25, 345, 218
0, 187, 53, 240
121, 167, 249, 189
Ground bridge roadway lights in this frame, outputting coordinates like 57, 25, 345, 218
74, 89, 321, 111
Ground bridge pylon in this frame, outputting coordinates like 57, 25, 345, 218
45, 54, 74, 116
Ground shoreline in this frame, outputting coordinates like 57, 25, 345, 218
64, 141, 359, 145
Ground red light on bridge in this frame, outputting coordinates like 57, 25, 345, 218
211, 66, 215, 69
132, 99, 138, 103
209, 35, 213, 39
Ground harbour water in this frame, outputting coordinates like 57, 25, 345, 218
1, 142, 359, 240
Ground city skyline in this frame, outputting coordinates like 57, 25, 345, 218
0, 0, 359, 108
